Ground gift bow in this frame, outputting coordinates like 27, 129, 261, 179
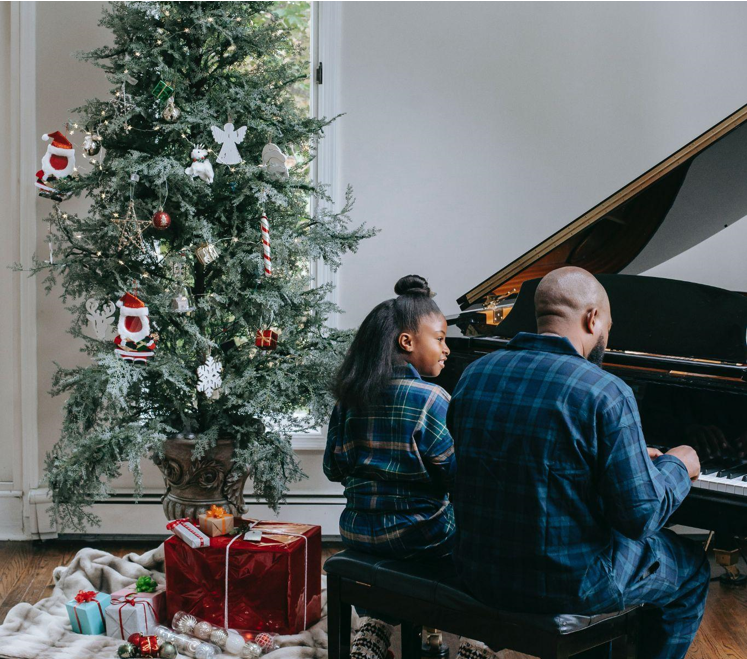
166, 518, 192, 530
72, 590, 105, 633
74, 590, 98, 604
206, 504, 227, 518
135, 575, 158, 593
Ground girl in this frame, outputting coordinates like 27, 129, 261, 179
325, 275, 489, 659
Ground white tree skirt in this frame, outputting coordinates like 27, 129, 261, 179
0, 545, 342, 659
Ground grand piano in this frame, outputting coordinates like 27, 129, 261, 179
436, 103, 747, 576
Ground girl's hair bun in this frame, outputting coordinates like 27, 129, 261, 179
394, 274, 432, 297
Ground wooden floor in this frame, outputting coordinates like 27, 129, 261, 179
0, 540, 745, 658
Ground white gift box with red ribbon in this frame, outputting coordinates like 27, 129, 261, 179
104, 585, 166, 639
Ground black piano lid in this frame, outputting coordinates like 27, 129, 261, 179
458, 102, 747, 308
492, 274, 747, 365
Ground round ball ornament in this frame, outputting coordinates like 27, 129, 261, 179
174, 612, 197, 634
117, 643, 138, 659
241, 641, 263, 659
224, 631, 246, 655
193, 620, 214, 640
162, 96, 182, 123
159, 641, 178, 659
255, 633, 275, 651
173, 633, 192, 650
127, 633, 142, 647
209, 628, 228, 647
82, 134, 102, 157
152, 209, 171, 230
195, 644, 217, 659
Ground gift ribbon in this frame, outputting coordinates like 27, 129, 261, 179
112, 593, 158, 638
167, 518, 209, 547
72, 590, 105, 633
206, 504, 227, 518
222, 522, 310, 631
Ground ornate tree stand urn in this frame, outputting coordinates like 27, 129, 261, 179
153, 435, 249, 520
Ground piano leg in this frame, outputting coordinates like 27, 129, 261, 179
712, 534, 747, 586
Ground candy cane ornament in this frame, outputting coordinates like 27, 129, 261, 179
260, 213, 272, 275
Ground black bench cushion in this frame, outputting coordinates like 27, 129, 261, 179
324, 549, 638, 635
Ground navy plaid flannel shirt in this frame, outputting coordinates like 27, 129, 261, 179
324, 363, 456, 559
448, 332, 692, 612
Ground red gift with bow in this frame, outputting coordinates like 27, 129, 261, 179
164, 519, 321, 634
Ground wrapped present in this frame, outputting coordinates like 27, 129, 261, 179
167, 518, 210, 548
151, 80, 174, 101
198, 505, 234, 537
255, 329, 278, 350
164, 519, 321, 634
66, 589, 112, 635
105, 580, 166, 639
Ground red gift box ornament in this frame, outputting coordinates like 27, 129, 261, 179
139, 635, 160, 657
255, 329, 278, 350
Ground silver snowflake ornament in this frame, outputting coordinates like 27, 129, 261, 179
196, 355, 223, 398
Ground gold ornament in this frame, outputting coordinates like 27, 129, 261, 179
195, 242, 219, 265
112, 200, 150, 252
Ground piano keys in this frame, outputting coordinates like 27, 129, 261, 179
436, 102, 747, 541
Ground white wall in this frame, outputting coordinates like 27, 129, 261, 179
334, 1, 747, 327
6, 1, 747, 537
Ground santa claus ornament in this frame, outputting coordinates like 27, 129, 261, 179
35, 131, 76, 201
114, 292, 157, 363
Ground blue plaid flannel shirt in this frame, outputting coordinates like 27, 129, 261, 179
448, 332, 692, 612
324, 363, 456, 559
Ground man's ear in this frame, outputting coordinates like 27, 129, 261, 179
585, 308, 599, 335
398, 331, 414, 353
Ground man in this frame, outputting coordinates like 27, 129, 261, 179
448, 267, 709, 659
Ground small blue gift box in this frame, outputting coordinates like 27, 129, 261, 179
65, 590, 112, 635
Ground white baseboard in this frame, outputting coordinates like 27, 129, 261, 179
22, 488, 344, 539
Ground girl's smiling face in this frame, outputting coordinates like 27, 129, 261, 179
398, 313, 450, 377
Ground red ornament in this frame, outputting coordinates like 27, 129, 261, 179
127, 633, 142, 646
255, 329, 278, 351
152, 209, 171, 230
255, 632, 275, 651
139, 635, 160, 657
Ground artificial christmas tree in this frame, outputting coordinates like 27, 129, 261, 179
27, 1, 373, 530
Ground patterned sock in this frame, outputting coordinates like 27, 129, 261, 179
351, 617, 395, 659
455, 638, 494, 659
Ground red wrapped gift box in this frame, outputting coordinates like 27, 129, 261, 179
164, 520, 321, 634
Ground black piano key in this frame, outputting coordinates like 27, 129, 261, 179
717, 463, 747, 479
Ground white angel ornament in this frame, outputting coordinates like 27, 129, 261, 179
211, 123, 247, 165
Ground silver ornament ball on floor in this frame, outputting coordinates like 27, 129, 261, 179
241, 641, 263, 659
174, 611, 198, 634
117, 643, 138, 659
159, 641, 178, 659
195, 644, 218, 659
209, 628, 228, 647
193, 620, 214, 640
224, 631, 245, 655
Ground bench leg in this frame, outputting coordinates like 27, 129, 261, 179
401, 621, 423, 659
327, 574, 352, 659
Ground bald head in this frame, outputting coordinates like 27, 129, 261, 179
534, 267, 611, 364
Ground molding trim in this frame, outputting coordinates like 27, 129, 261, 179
10, 1, 38, 541
311, 1, 343, 328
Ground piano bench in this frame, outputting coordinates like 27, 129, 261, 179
325, 550, 641, 659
